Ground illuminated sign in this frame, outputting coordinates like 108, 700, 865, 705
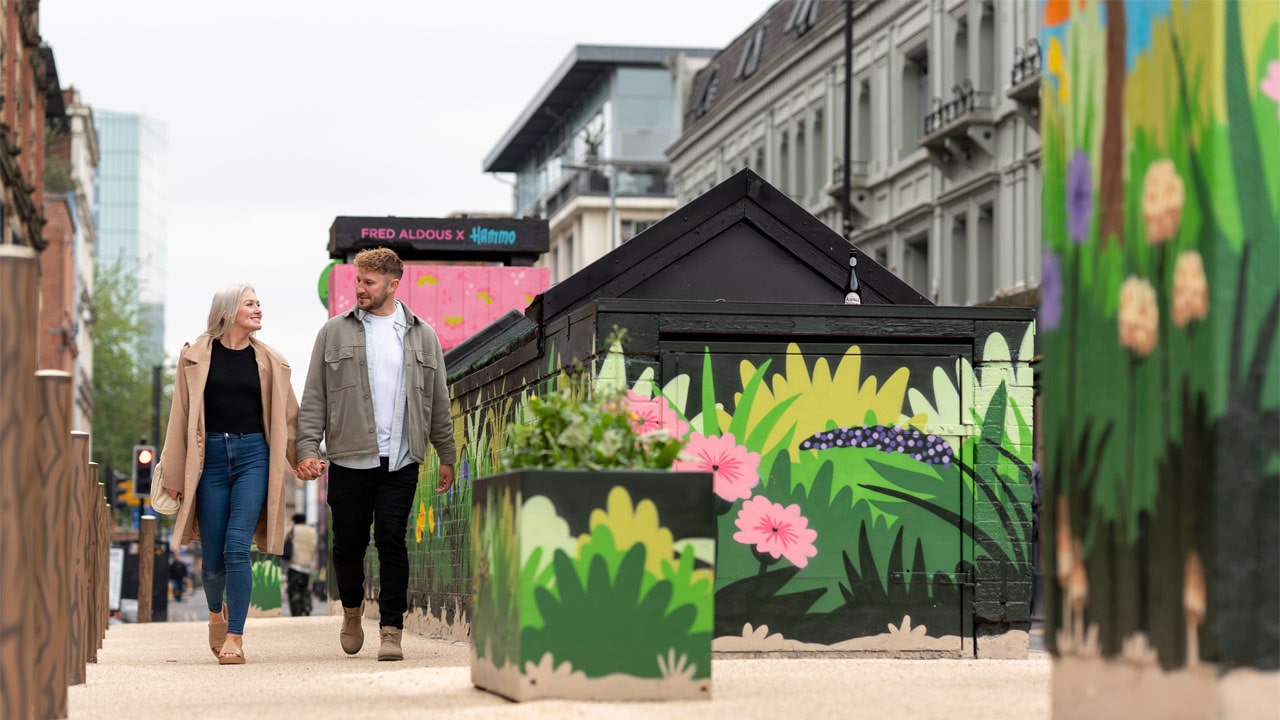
329, 216, 549, 263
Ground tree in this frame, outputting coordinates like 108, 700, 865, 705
90, 259, 168, 492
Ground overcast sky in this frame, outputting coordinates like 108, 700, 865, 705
42, 0, 776, 395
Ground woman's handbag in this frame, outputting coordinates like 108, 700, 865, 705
150, 461, 181, 516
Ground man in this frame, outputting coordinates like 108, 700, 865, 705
285, 513, 319, 616
295, 247, 455, 661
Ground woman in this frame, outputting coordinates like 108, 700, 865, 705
158, 284, 300, 665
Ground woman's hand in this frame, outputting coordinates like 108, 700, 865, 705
166, 488, 182, 501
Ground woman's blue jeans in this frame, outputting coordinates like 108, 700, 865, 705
196, 432, 269, 635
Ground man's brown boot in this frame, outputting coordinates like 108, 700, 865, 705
378, 627, 403, 661
340, 604, 364, 655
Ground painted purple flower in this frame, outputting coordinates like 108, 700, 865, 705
1040, 248, 1063, 331
1066, 150, 1093, 243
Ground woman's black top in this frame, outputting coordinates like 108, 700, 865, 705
204, 340, 265, 434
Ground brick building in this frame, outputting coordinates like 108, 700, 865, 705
0, 1, 54, 249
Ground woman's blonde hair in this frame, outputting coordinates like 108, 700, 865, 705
205, 284, 256, 339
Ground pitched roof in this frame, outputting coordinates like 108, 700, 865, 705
680, 0, 842, 137
525, 168, 931, 326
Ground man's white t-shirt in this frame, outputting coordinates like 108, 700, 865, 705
366, 311, 404, 457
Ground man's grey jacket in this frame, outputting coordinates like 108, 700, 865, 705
296, 304, 457, 467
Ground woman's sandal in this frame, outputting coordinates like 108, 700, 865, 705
217, 636, 245, 665
208, 605, 228, 657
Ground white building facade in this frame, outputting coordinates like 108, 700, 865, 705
669, 0, 1043, 307
485, 45, 717, 283
67, 90, 100, 432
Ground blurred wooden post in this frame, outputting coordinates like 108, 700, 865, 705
97, 497, 108, 651
86, 465, 100, 664
67, 432, 89, 685
34, 371, 72, 719
137, 516, 155, 623
1, 245, 39, 720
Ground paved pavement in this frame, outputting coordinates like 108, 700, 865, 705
70, 616, 1051, 719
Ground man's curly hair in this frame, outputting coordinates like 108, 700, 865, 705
353, 247, 404, 279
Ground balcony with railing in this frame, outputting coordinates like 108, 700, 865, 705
826, 159, 872, 218
1007, 38, 1042, 124
543, 161, 672, 221
920, 80, 996, 167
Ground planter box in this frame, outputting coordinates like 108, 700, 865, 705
470, 469, 715, 701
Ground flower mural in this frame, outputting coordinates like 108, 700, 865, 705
1066, 150, 1094, 243
735, 344, 923, 453
1040, 249, 1064, 331
672, 432, 760, 502
732, 496, 818, 569
1262, 60, 1280, 117
1141, 159, 1185, 244
1171, 250, 1208, 327
1118, 276, 1159, 356
625, 389, 689, 438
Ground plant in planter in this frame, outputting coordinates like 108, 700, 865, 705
471, 368, 717, 702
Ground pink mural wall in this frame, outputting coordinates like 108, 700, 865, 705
327, 264, 548, 350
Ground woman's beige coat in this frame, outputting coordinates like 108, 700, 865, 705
158, 334, 300, 555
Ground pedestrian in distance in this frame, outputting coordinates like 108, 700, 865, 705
284, 512, 319, 616
158, 284, 304, 665
169, 557, 189, 602
295, 247, 456, 662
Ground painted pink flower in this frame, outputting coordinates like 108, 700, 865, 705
624, 390, 689, 438
733, 496, 818, 568
672, 432, 760, 502
1262, 60, 1280, 118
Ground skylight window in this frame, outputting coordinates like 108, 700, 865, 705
736, 25, 767, 79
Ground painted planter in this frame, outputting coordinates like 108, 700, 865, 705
470, 469, 715, 702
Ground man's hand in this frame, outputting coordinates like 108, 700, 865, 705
296, 458, 325, 481
434, 464, 455, 495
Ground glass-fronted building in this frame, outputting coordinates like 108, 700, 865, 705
95, 110, 168, 365
484, 45, 718, 283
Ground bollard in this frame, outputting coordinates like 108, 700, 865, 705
137, 516, 155, 623
86, 465, 100, 664
1, 245, 40, 720
98, 498, 108, 651
67, 432, 89, 685
34, 371, 72, 719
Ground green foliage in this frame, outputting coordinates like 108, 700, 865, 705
91, 259, 169, 482
501, 377, 682, 471
471, 486, 520, 667
521, 544, 709, 679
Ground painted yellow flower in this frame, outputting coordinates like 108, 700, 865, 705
1142, 159, 1185, 244
1047, 37, 1070, 104
415, 501, 427, 543
578, 486, 673, 576
1172, 250, 1208, 327
736, 344, 923, 452
1118, 276, 1159, 356
427, 503, 437, 536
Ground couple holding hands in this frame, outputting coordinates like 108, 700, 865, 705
158, 248, 455, 665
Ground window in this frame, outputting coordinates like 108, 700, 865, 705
856, 79, 872, 163
811, 110, 825, 195
565, 233, 576, 277
786, 0, 821, 36
550, 244, 561, 284
901, 46, 929, 153
795, 122, 807, 201
903, 234, 930, 296
756, 146, 766, 175
620, 219, 656, 243
736, 25, 767, 79
778, 130, 790, 194
954, 17, 969, 86
977, 204, 995, 301
695, 69, 719, 118
950, 214, 968, 304
978, 1, 995, 91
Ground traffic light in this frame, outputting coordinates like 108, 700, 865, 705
132, 444, 157, 497
114, 478, 130, 511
